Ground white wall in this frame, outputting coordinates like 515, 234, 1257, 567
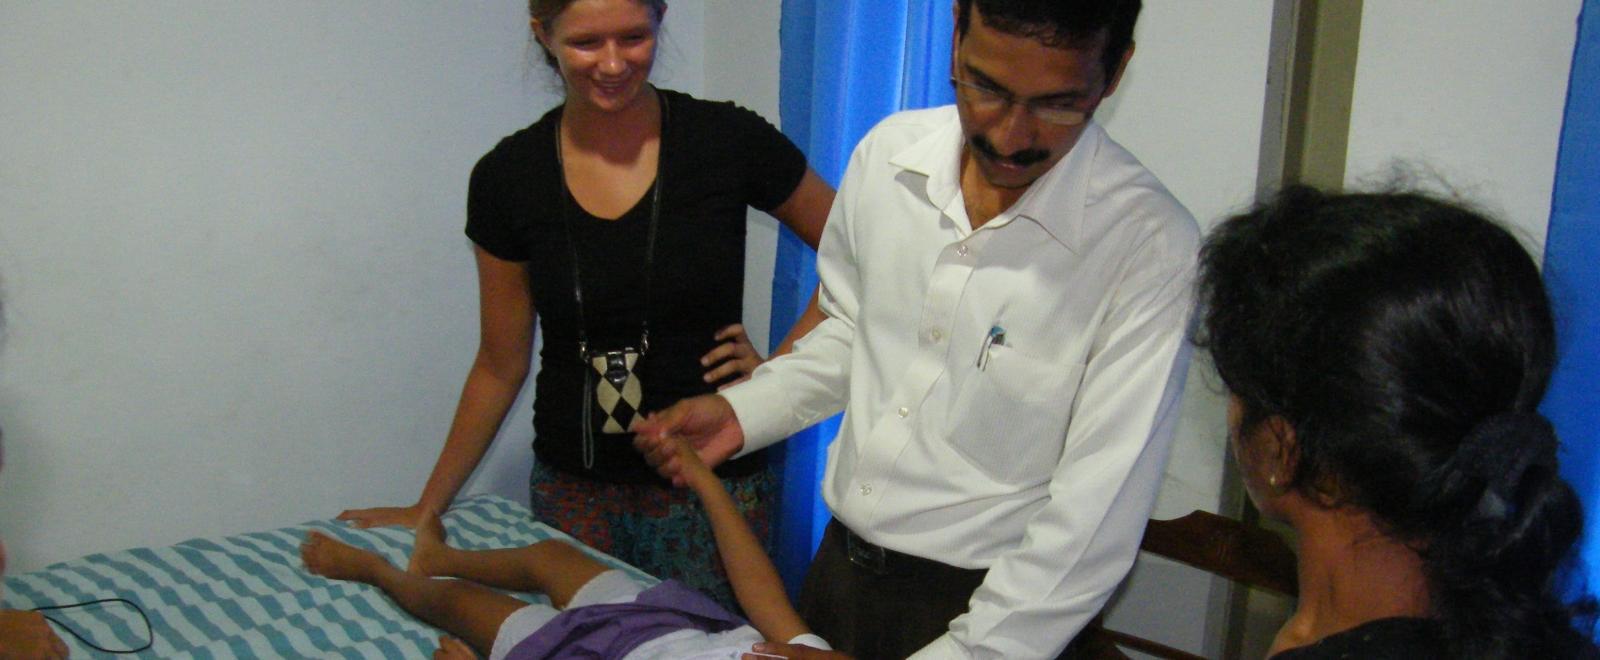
0, 2, 707, 574
703, 1, 786, 353
1345, 1, 1582, 257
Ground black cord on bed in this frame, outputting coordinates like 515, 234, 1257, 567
31, 597, 154, 654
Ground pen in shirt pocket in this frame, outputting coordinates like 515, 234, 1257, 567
976, 325, 1006, 370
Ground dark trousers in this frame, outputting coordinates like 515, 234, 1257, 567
798, 519, 988, 660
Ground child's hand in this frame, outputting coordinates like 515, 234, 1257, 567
745, 642, 853, 659
669, 435, 719, 492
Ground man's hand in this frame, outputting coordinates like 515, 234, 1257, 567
0, 609, 68, 659
632, 395, 745, 487
745, 642, 853, 659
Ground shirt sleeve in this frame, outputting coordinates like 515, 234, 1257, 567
723, 102, 808, 212
464, 144, 532, 262
911, 216, 1200, 660
719, 131, 868, 452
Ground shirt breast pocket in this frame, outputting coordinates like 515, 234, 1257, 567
949, 345, 1086, 484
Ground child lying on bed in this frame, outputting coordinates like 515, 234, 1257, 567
302, 436, 838, 660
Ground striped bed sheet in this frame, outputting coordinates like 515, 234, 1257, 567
0, 494, 654, 658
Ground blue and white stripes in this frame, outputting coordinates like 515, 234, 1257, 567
1, 495, 651, 659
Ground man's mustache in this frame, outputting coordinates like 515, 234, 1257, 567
971, 135, 1049, 167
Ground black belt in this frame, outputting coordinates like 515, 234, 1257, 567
830, 518, 982, 578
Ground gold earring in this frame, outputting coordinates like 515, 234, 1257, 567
1268, 475, 1279, 488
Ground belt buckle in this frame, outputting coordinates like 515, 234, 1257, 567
845, 531, 888, 574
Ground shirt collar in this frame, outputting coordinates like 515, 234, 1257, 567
888, 109, 1103, 253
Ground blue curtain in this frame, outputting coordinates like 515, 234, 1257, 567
768, 0, 956, 594
1543, 0, 1600, 595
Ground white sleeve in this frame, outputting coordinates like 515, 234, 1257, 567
784, 633, 833, 650
720, 139, 870, 454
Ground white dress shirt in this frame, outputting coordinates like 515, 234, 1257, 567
722, 105, 1199, 659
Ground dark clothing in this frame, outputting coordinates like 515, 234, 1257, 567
528, 459, 776, 613
465, 88, 808, 484
1270, 617, 1444, 659
798, 519, 989, 660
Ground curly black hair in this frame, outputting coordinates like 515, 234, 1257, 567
1197, 185, 1598, 658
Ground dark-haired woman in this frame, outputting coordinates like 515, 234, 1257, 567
338, 0, 833, 611
1198, 186, 1598, 658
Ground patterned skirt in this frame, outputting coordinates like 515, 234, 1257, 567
528, 459, 777, 613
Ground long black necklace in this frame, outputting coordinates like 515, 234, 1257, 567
555, 89, 667, 469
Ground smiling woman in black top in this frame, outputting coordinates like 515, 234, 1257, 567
338, 0, 832, 611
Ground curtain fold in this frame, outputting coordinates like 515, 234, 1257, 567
1542, 0, 1600, 595
770, 0, 955, 594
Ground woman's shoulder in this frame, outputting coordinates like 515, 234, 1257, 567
656, 88, 774, 133
477, 106, 563, 172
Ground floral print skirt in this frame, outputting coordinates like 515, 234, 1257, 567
528, 459, 777, 613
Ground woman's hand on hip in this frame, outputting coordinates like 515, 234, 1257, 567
702, 324, 764, 390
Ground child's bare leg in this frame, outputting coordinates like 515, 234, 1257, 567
302, 532, 524, 656
407, 510, 612, 609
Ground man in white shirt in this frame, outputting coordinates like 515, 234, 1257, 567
637, 1, 1198, 657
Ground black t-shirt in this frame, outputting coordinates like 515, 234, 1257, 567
465, 88, 808, 484
1270, 618, 1443, 660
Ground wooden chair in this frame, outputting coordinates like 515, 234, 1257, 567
1074, 510, 1299, 659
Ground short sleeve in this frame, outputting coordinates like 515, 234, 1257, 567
464, 147, 531, 262
725, 104, 808, 212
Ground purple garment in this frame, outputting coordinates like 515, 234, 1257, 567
504, 580, 747, 659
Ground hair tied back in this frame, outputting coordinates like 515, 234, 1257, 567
1448, 413, 1559, 520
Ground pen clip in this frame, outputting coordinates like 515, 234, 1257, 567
976, 325, 1005, 370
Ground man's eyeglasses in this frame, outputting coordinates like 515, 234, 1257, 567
949, 76, 1090, 126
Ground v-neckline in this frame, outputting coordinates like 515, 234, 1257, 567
556, 91, 666, 223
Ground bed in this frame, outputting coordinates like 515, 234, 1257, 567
0, 494, 653, 658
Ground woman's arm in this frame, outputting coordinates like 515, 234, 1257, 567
769, 168, 833, 250
772, 289, 825, 358
338, 247, 535, 528
702, 169, 834, 382
768, 170, 833, 356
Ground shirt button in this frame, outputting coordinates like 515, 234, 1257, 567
957, 244, 970, 257
860, 484, 873, 496
897, 406, 910, 418
929, 328, 944, 342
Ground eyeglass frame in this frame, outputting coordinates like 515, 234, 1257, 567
948, 74, 1093, 127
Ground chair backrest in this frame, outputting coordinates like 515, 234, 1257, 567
1074, 510, 1298, 660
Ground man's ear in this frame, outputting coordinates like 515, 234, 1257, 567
949, 2, 963, 73
1101, 42, 1135, 98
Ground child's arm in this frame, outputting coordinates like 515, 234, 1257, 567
671, 438, 811, 644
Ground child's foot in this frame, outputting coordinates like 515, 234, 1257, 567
407, 509, 453, 577
302, 531, 389, 584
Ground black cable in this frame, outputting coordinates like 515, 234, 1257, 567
31, 597, 154, 654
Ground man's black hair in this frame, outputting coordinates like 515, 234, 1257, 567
954, 0, 1141, 82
